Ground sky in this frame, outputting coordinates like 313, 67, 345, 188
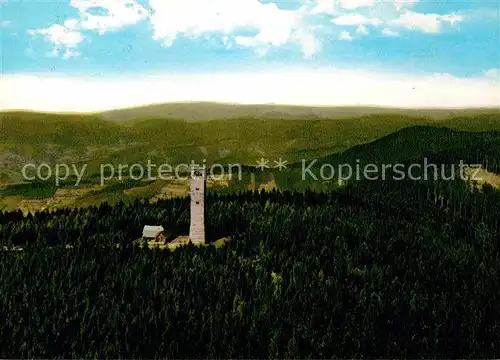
0, 0, 499, 111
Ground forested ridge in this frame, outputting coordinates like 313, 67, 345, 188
1, 113, 499, 185
1, 173, 500, 357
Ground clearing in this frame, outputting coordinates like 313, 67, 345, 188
465, 167, 500, 189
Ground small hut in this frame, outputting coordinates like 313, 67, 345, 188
142, 225, 164, 240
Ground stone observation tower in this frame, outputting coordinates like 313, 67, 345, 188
189, 165, 206, 244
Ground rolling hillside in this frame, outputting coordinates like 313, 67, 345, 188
99, 102, 500, 122
1, 109, 499, 185
2, 123, 500, 212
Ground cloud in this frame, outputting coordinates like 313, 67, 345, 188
308, 0, 376, 15
339, 31, 353, 41
70, 0, 148, 34
221, 35, 232, 49
356, 25, 369, 35
452, 7, 499, 23
0, 20, 10, 27
393, 0, 418, 11
62, 49, 81, 59
63, 19, 79, 30
149, 0, 319, 58
28, 0, 321, 59
391, 10, 463, 33
484, 68, 500, 81
310, 0, 464, 40
291, 30, 321, 59
27, 0, 148, 58
381, 28, 399, 37
332, 14, 382, 26
309, 0, 337, 15
27, 23, 84, 58
337, 0, 375, 10
47, 47, 81, 59
309, 0, 416, 15
2, 69, 499, 112
25, 0, 470, 59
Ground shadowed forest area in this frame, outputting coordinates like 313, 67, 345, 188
1, 170, 500, 357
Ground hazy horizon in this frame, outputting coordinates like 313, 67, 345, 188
1, 0, 499, 112
1, 99, 499, 116
0, 100, 500, 115
1, 69, 499, 113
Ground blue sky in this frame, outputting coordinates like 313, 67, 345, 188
1, 0, 499, 110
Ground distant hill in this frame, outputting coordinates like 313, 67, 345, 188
0, 109, 499, 185
98, 102, 500, 122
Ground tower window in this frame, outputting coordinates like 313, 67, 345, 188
196, 201, 200, 204
196, 188, 200, 191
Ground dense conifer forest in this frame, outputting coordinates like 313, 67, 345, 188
1, 169, 500, 357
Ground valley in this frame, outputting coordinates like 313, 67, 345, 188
1, 108, 499, 212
